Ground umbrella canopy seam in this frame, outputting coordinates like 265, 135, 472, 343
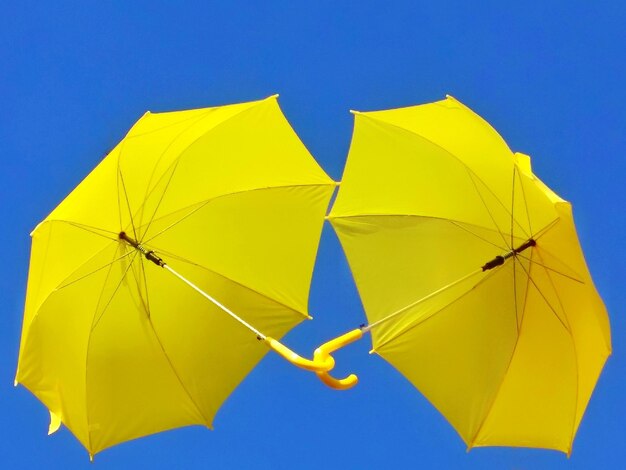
83, 249, 139, 454
328, 214, 524, 251
467, 254, 534, 448
120, 100, 261, 235
138, 182, 337, 245
534, 249, 580, 454
352, 113, 528, 241
371, 267, 497, 352
119, 97, 291, 239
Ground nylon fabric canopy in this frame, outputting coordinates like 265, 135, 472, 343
16, 96, 335, 456
328, 96, 611, 454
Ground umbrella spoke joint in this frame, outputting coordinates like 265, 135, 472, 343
482, 238, 535, 271
119, 232, 165, 267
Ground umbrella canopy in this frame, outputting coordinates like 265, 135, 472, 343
16, 95, 335, 457
326, 96, 611, 454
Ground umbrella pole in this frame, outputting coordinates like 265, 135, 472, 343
162, 264, 266, 339
308, 268, 485, 390
165, 264, 335, 372
312, 238, 537, 390
118, 232, 334, 374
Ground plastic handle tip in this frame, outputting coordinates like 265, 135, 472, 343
313, 329, 363, 390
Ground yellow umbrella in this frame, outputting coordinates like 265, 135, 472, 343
16, 95, 336, 458
317, 96, 611, 454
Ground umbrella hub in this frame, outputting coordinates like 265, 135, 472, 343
118, 232, 165, 267
481, 238, 536, 271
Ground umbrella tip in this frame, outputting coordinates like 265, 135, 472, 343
349, 109, 361, 115
267, 94, 279, 100
30, 221, 44, 237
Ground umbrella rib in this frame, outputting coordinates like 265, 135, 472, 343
520, 249, 579, 454
56, 250, 134, 292
371, 268, 497, 352
515, 164, 534, 236
83, 251, 209, 454
513, 253, 584, 284
127, 109, 214, 138
31, 219, 120, 242
20, 239, 127, 351
57, 221, 119, 241
118, 165, 139, 240
468, 254, 535, 447
115, 141, 126, 233
530, 217, 560, 240
466, 169, 511, 250
368, 237, 538, 349
510, 176, 521, 332
128, 252, 152, 317
138, 157, 181, 242
358, 113, 531, 240
134, 111, 213, 231
144, 244, 310, 320
18, 245, 128, 364
90, 251, 139, 332
134, 101, 265, 240
514, 253, 572, 334
534, 249, 580, 451
134, 257, 213, 427
519, 255, 534, 342
82, 244, 131, 455
329, 213, 513, 252
468, 262, 528, 448
513, 219, 585, 284
365, 267, 484, 336
141, 182, 335, 245
449, 220, 510, 252
513, 253, 519, 334
146, 315, 213, 428
510, 167, 517, 249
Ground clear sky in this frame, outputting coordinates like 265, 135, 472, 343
2, 1, 625, 468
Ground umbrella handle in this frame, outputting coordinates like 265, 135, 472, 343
313, 329, 363, 390
265, 337, 335, 372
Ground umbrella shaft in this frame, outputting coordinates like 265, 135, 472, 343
118, 231, 265, 339
481, 238, 536, 271
364, 238, 537, 333
119, 232, 165, 267
163, 265, 267, 340
362, 268, 483, 333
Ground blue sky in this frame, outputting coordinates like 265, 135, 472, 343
2, 1, 625, 468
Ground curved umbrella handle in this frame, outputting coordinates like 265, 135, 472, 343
313, 329, 364, 390
265, 337, 335, 372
